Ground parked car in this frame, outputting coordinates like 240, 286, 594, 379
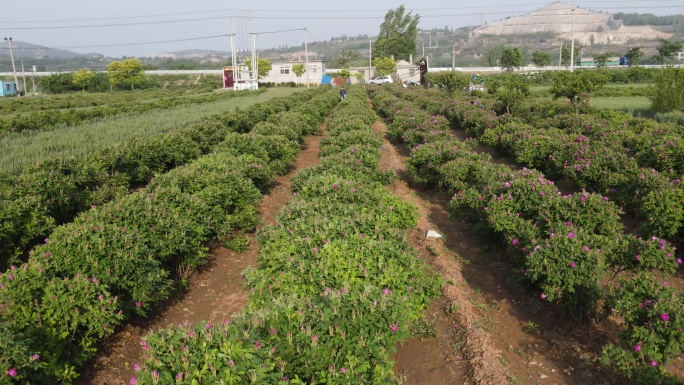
369, 75, 393, 84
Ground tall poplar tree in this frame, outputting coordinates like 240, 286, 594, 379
374, 5, 420, 61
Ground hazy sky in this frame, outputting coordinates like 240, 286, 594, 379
1, 0, 682, 57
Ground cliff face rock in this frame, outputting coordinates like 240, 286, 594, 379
473, 1, 671, 45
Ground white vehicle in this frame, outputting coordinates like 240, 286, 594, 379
369, 75, 393, 84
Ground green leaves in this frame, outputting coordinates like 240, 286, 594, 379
374, 5, 420, 61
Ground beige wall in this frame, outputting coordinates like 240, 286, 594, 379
262, 61, 324, 85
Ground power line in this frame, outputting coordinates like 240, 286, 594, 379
1, 1, 680, 24
1, 3, 683, 29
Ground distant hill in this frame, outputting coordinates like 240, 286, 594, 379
473, 1, 671, 46
0, 41, 103, 60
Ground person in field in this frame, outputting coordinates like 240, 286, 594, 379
340, 87, 346, 101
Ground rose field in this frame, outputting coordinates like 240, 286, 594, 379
2, 75, 684, 384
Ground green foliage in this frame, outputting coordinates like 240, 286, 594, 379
334, 49, 362, 68
649, 68, 684, 113
625, 47, 644, 67
372, 57, 396, 76
602, 273, 684, 380
0, 88, 337, 383
338, 67, 351, 81
130, 88, 440, 384
500, 48, 523, 72
374, 5, 420, 61
71, 68, 96, 91
425, 71, 470, 95
653, 39, 683, 65
482, 43, 504, 67
368, 86, 684, 379
243, 57, 273, 79
551, 71, 607, 114
593, 51, 616, 68
531, 51, 552, 67
292, 63, 306, 85
493, 74, 531, 114
561, 45, 582, 67
106, 59, 145, 91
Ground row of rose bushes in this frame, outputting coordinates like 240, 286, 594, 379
391, 87, 684, 245
0, 89, 259, 134
0, 87, 204, 115
0, 89, 339, 384
370, 87, 684, 382
0, 88, 327, 271
128, 87, 441, 384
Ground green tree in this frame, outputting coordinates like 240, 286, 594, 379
335, 49, 361, 68
373, 57, 396, 76
653, 39, 683, 65
425, 71, 470, 95
243, 57, 273, 79
487, 73, 530, 114
482, 43, 504, 67
106, 58, 145, 91
72, 68, 96, 91
593, 51, 615, 68
561, 45, 582, 67
532, 51, 552, 67
624, 47, 644, 67
292, 63, 306, 86
551, 71, 607, 115
650, 68, 684, 113
500, 48, 523, 72
338, 68, 351, 83
374, 5, 420, 61
354, 72, 364, 83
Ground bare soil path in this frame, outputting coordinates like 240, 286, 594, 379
77, 129, 326, 385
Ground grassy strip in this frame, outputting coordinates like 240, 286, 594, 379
128, 87, 440, 385
0, 90, 339, 384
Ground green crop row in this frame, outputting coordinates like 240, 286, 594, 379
0, 86, 215, 115
392, 87, 684, 246
0, 88, 325, 271
371, 87, 684, 383
0, 89, 339, 384
128, 87, 440, 385
0, 89, 265, 135
0, 89, 301, 174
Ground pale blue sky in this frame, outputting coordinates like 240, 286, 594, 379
1, 1, 682, 57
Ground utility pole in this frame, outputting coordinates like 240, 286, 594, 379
369, 40, 372, 82
452, 43, 458, 70
4, 37, 21, 97
20, 60, 27, 96
31, 65, 36, 95
559, 41, 563, 67
304, 28, 309, 88
570, 7, 576, 72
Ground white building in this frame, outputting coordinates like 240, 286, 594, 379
261, 60, 324, 86
395, 60, 420, 84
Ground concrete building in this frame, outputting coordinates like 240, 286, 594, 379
261, 60, 324, 86
0, 80, 22, 97
395, 60, 420, 84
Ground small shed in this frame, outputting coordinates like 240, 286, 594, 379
0, 80, 22, 97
